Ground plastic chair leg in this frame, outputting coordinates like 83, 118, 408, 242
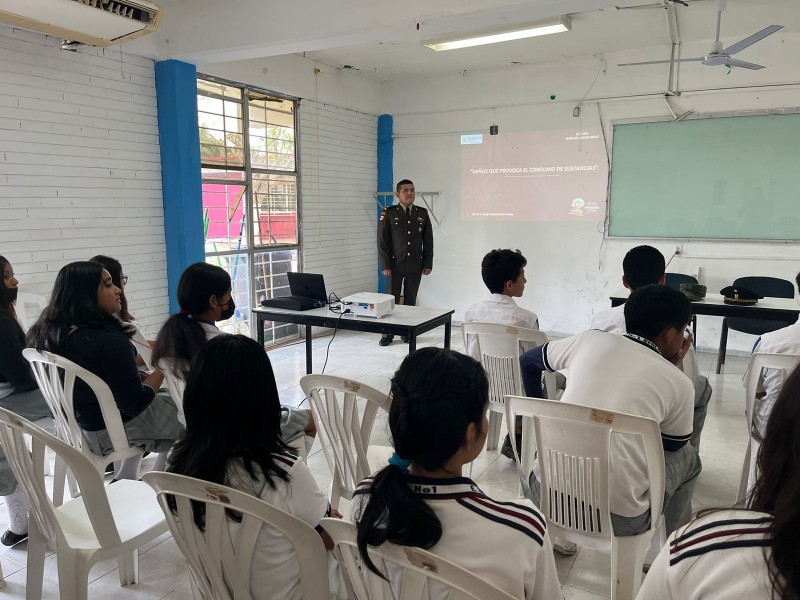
612, 535, 648, 600
25, 525, 47, 600
118, 550, 139, 586
56, 547, 92, 600
716, 318, 729, 374
486, 411, 502, 451
736, 439, 751, 506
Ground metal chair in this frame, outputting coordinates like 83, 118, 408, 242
299, 375, 391, 509
717, 276, 794, 373
0, 407, 168, 600
505, 396, 665, 600
143, 471, 330, 600
736, 352, 800, 505
321, 518, 516, 600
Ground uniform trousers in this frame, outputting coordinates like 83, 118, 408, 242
389, 271, 423, 306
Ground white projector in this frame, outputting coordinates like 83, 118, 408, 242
341, 292, 395, 318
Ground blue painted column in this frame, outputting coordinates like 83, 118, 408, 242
377, 114, 393, 293
155, 60, 205, 314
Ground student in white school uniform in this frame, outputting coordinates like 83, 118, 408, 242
463, 248, 538, 358
590, 245, 711, 451
354, 348, 562, 600
637, 362, 800, 600
167, 335, 343, 600
520, 285, 701, 537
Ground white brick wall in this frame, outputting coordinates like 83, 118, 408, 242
299, 100, 377, 298
0, 25, 168, 335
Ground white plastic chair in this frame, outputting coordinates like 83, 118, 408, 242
299, 375, 391, 509
321, 518, 515, 600
0, 407, 168, 600
460, 323, 557, 451
142, 471, 330, 600
157, 358, 188, 426
505, 396, 665, 600
736, 352, 800, 505
22, 348, 143, 494
14, 292, 47, 332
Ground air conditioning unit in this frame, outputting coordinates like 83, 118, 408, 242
0, 0, 162, 47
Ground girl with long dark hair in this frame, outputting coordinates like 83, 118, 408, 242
27, 261, 182, 479
353, 347, 561, 600
168, 334, 337, 599
638, 363, 800, 599
152, 263, 314, 446
0, 256, 51, 546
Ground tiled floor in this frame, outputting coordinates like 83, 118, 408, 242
0, 328, 751, 599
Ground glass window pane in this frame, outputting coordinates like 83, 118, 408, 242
203, 177, 248, 252
248, 96, 295, 172
253, 249, 299, 343
197, 79, 242, 100
206, 254, 250, 336
252, 174, 298, 246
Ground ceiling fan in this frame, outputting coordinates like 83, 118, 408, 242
618, 0, 783, 70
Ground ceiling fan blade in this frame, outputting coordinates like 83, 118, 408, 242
724, 58, 766, 70
723, 25, 783, 55
618, 58, 703, 66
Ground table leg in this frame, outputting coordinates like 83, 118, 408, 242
408, 333, 416, 353
306, 325, 313, 374
257, 314, 265, 348
444, 319, 451, 349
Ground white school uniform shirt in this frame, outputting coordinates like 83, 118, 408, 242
225, 453, 330, 600
353, 476, 562, 600
749, 321, 800, 439
539, 330, 694, 518
463, 294, 539, 360
589, 304, 701, 384
636, 510, 774, 600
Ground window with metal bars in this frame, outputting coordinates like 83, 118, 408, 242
197, 75, 300, 344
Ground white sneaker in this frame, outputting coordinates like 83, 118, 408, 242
553, 538, 578, 556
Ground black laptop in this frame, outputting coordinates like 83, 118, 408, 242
261, 272, 327, 311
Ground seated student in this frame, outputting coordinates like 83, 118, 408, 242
521, 285, 701, 537
152, 263, 315, 449
636, 362, 800, 600
167, 335, 340, 600
463, 248, 538, 359
353, 347, 561, 600
26, 261, 182, 479
89, 255, 152, 367
590, 245, 711, 451
0, 256, 52, 546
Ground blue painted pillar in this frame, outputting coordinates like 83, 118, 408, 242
155, 60, 205, 314
377, 114, 393, 293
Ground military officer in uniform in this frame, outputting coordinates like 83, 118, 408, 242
377, 179, 433, 346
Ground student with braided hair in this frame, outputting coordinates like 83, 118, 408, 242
353, 347, 561, 600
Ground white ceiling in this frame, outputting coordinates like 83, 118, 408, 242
301, 0, 797, 81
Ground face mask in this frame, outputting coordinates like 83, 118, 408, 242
219, 297, 235, 321
1, 287, 17, 305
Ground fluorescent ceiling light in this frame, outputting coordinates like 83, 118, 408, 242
424, 16, 571, 52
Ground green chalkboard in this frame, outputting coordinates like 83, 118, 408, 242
608, 114, 800, 240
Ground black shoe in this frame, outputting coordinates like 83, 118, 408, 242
1, 530, 27, 547
379, 335, 394, 346
401, 336, 410, 344
500, 434, 522, 460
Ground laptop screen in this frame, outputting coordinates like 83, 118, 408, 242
287, 272, 328, 303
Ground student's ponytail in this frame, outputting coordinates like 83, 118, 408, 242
355, 347, 488, 578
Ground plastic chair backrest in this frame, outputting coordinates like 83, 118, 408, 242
22, 348, 141, 474
129, 322, 154, 372
461, 323, 551, 406
14, 292, 47, 332
320, 518, 516, 600
729, 276, 795, 335
0, 407, 126, 551
158, 358, 187, 426
142, 471, 330, 600
299, 375, 390, 507
505, 396, 665, 549
664, 273, 698, 291
744, 352, 800, 431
